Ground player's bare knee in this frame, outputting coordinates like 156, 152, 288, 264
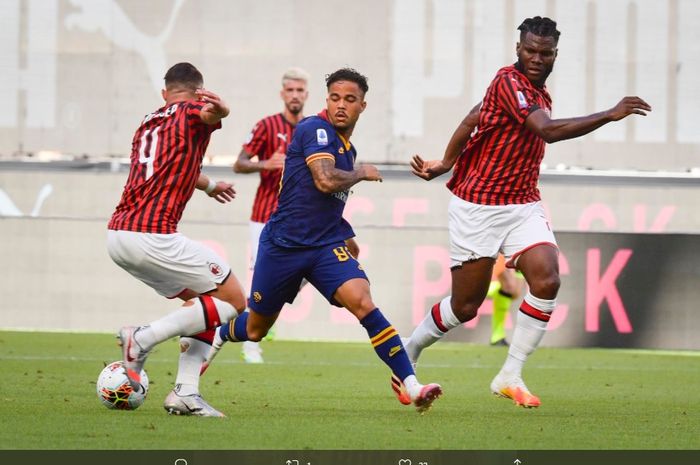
530, 275, 560, 299
359, 294, 376, 313
340, 291, 375, 316
229, 294, 247, 315
246, 327, 267, 342
452, 302, 479, 322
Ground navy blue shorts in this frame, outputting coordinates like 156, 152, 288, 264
249, 235, 368, 316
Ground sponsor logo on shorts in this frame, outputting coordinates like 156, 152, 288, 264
253, 291, 262, 303
208, 262, 224, 277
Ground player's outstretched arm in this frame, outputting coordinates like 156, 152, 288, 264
196, 174, 236, 204
196, 89, 230, 125
233, 147, 285, 174
411, 102, 481, 181
308, 157, 382, 194
525, 96, 652, 143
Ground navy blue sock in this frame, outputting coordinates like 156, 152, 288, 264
360, 308, 414, 381
233, 312, 250, 341
217, 312, 250, 342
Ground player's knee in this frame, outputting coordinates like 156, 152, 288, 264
530, 275, 560, 299
230, 294, 247, 315
350, 295, 376, 318
451, 301, 479, 322
246, 327, 267, 342
220, 286, 247, 314
358, 293, 376, 312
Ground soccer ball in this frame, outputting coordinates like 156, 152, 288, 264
96, 361, 149, 410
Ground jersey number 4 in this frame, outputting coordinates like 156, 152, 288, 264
138, 126, 160, 180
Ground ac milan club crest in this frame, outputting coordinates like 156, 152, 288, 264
208, 262, 223, 277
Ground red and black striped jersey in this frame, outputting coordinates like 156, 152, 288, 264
447, 65, 552, 205
108, 100, 221, 234
242, 113, 295, 223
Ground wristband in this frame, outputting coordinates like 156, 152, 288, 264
204, 178, 216, 194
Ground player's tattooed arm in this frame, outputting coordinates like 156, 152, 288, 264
308, 157, 382, 194
234, 147, 285, 174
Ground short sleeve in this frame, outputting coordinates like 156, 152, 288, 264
298, 121, 336, 165
242, 120, 267, 155
494, 74, 540, 125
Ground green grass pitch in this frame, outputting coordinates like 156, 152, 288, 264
0, 331, 698, 450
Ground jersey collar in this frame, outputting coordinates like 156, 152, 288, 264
317, 110, 352, 152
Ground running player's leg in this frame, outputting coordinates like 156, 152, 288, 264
331, 277, 441, 413
492, 202, 559, 408
307, 242, 441, 413
491, 245, 558, 408
204, 237, 303, 366
122, 241, 246, 355
165, 273, 247, 415
109, 231, 245, 413
402, 196, 501, 363
403, 258, 494, 363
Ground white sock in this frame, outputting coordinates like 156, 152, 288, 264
136, 297, 236, 350
406, 296, 461, 362
173, 337, 209, 396
502, 292, 555, 376
243, 341, 261, 351
403, 374, 422, 399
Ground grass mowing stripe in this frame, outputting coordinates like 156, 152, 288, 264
0, 331, 698, 450
1, 354, 696, 372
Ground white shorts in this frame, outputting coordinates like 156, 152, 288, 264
107, 230, 231, 298
448, 195, 557, 268
249, 221, 266, 269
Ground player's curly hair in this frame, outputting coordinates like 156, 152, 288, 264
164, 62, 203, 90
325, 68, 369, 95
518, 16, 560, 42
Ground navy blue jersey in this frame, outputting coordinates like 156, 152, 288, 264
265, 110, 356, 248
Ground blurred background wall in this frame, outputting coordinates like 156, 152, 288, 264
1, 0, 699, 170
1, 167, 698, 349
1, 0, 699, 349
